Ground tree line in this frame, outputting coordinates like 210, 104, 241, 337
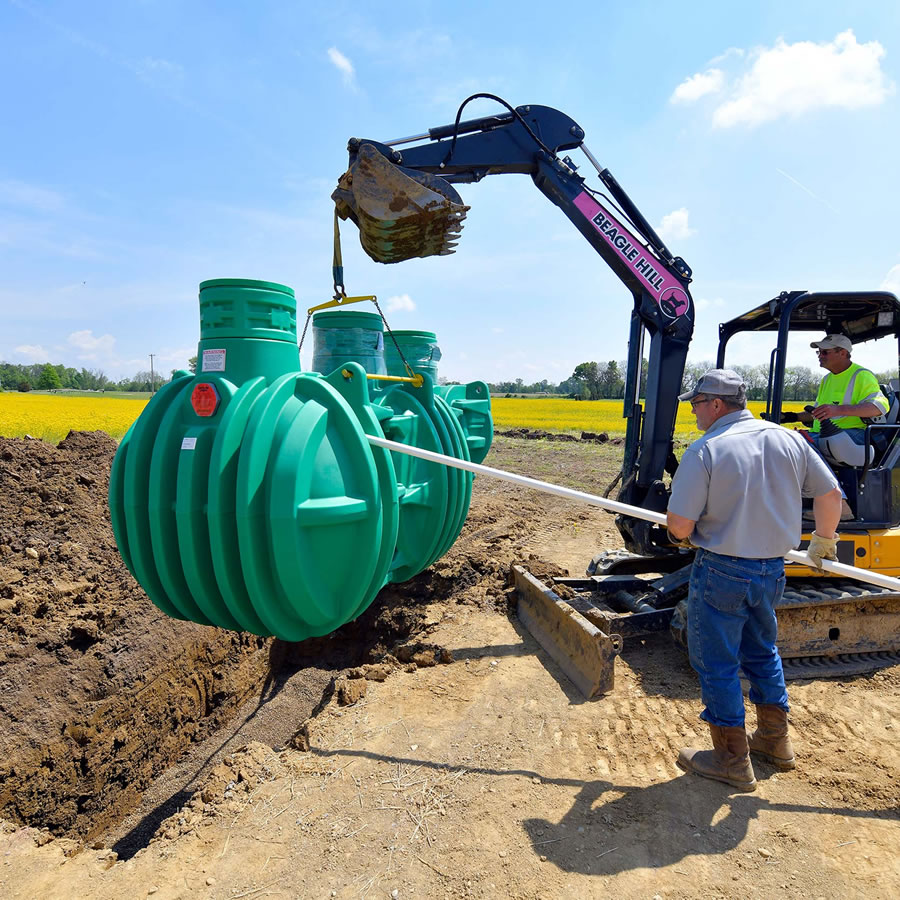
3, 356, 897, 399
490, 360, 900, 401
0, 362, 170, 393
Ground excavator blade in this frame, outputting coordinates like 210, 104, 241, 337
333, 142, 470, 264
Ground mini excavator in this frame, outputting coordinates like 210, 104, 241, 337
334, 94, 900, 694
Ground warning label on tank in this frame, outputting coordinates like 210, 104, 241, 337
202, 349, 226, 372
181, 437, 197, 450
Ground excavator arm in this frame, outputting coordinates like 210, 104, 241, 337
333, 97, 696, 555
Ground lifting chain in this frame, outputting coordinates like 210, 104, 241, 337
297, 212, 419, 384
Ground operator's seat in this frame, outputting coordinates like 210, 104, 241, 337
866, 378, 900, 464
878, 378, 900, 424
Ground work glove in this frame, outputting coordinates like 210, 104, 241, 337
806, 532, 838, 571
780, 411, 800, 423
667, 528, 694, 550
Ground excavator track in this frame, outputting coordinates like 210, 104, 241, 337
780, 649, 900, 679
670, 578, 900, 663
515, 565, 900, 697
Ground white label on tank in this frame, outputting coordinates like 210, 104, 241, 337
202, 349, 226, 372
181, 437, 197, 450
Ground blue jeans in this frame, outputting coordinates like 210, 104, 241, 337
687, 549, 789, 728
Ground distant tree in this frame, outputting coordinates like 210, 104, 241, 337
188, 355, 198, 374
17, 380, 32, 392
782, 365, 817, 401
38, 363, 63, 390
572, 361, 601, 400
598, 361, 624, 399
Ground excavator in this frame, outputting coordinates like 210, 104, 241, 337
333, 94, 900, 693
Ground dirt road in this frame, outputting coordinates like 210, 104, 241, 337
0, 435, 897, 898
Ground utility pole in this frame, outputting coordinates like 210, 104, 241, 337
149, 354, 156, 395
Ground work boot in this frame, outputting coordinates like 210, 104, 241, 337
748, 704, 796, 770
677, 724, 757, 791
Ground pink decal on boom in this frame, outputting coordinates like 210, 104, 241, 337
574, 192, 689, 319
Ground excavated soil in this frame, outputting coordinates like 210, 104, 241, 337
0, 433, 898, 899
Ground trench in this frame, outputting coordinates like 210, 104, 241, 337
0, 433, 436, 854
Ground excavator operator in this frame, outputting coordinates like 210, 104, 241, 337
788, 334, 889, 445
666, 369, 843, 792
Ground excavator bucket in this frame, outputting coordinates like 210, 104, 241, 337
332, 143, 470, 264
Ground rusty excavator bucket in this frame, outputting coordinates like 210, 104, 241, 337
332, 143, 470, 264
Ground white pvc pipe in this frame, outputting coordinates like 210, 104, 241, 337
366, 434, 900, 593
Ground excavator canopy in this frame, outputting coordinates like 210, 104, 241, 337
332, 143, 469, 264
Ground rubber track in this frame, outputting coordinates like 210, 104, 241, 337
780, 650, 900, 680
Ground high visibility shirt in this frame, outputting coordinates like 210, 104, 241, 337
668, 409, 839, 558
811, 363, 889, 433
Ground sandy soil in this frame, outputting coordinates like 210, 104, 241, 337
0, 434, 897, 899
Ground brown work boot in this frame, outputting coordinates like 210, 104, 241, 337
677, 724, 757, 791
748, 704, 796, 770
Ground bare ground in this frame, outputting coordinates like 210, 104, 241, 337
0, 434, 897, 899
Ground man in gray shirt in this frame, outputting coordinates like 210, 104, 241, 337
667, 369, 842, 791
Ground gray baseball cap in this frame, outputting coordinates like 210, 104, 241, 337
810, 334, 852, 352
678, 368, 746, 402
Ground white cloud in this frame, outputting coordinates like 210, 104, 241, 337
385, 293, 415, 313
13, 344, 49, 361
657, 208, 696, 241
135, 57, 185, 93
882, 264, 900, 294
713, 30, 893, 128
327, 47, 356, 88
0, 180, 64, 212
68, 330, 116, 359
671, 68, 724, 103
694, 297, 727, 311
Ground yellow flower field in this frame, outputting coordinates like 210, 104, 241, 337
491, 397, 808, 437
0, 393, 148, 444
0, 391, 811, 447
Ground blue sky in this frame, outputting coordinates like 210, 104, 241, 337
2, 0, 899, 384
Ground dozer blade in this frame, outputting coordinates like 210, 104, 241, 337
332, 143, 470, 264
512, 565, 622, 699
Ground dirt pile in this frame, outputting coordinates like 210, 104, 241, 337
496, 427, 622, 444
0, 433, 272, 841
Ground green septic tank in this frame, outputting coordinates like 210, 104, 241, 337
109, 280, 495, 642
434, 381, 493, 465
311, 309, 387, 376
109, 279, 397, 640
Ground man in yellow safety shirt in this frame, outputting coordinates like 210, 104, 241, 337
792, 334, 889, 443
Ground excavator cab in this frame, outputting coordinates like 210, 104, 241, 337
717, 290, 900, 534
553, 290, 900, 680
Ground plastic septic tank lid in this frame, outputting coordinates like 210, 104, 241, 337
312, 309, 384, 331
198, 278, 297, 344
384, 330, 441, 380
311, 309, 387, 376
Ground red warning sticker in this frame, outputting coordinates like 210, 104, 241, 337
191, 382, 220, 417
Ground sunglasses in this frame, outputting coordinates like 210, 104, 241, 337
690, 397, 715, 410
